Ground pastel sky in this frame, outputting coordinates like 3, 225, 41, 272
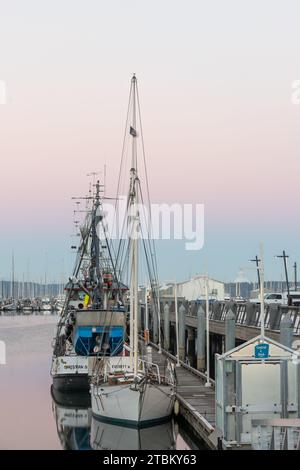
1, 0, 300, 284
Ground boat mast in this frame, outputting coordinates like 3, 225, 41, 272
129, 74, 139, 376
90, 180, 103, 307
11, 251, 14, 300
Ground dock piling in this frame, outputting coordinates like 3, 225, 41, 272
163, 302, 170, 351
152, 302, 159, 344
225, 308, 236, 351
179, 303, 186, 361
197, 305, 205, 370
280, 313, 293, 348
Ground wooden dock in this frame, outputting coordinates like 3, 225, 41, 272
148, 342, 220, 449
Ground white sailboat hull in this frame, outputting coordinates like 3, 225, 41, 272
91, 381, 175, 427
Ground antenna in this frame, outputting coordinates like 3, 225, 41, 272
104, 163, 107, 197
259, 243, 265, 337
11, 251, 15, 300
249, 255, 261, 291
275, 250, 290, 298
87, 171, 100, 187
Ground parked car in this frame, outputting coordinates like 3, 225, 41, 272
249, 293, 284, 305
284, 291, 300, 307
250, 291, 300, 306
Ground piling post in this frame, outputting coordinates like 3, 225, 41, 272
225, 308, 236, 442
227, 300, 237, 315
280, 314, 293, 418
269, 304, 281, 330
196, 305, 205, 370
225, 309, 235, 352
280, 314, 293, 348
138, 300, 142, 332
163, 302, 170, 351
178, 303, 186, 361
245, 301, 256, 326
152, 303, 159, 344
187, 327, 195, 366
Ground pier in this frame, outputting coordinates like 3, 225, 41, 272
167, 300, 300, 344
150, 344, 218, 449
144, 300, 300, 450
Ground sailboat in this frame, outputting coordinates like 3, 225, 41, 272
90, 75, 176, 427
51, 180, 128, 391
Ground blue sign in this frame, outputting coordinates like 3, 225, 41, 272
254, 343, 269, 359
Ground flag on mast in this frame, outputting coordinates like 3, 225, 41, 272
130, 126, 137, 137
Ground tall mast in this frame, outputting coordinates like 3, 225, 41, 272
90, 180, 103, 307
129, 74, 139, 375
11, 251, 15, 300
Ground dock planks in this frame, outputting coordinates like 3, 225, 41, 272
148, 344, 218, 448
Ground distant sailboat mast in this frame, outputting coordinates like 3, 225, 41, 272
11, 251, 15, 299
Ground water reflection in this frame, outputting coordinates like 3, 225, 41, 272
91, 418, 176, 450
51, 386, 92, 450
0, 315, 204, 450
51, 386, 192, 450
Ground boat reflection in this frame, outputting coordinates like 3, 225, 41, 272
51, 387, 185, 450
90, 417, 176, 450
51, 386, 92, 450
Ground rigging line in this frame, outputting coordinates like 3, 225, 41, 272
114, 187, 131, 267
116, 82, 133, 200
99, 207, 123, 299
136, 83, 159, 278
119, 194, 136, 274
138, 224, 159, 307
115, 193, 131, 272
137, 190, 161, 331
73, 207, 93, 280
56, 215, 93, 338
136, 207, 156, 287
98, 287, 126, 357
120, 242, 130, 281
137, 180, 158, 272
110, 337, 125, 356
101, 382, 134, 396
112, 81, 133, 237
138, 181, 160, 286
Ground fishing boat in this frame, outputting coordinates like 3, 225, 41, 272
51, 387, 92, 450
51, 180, 128, 391
90, 75, 176, 427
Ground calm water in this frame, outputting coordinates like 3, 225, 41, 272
0, 314, 204, 450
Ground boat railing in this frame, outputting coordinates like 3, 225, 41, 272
90, 356, 106, 384
138, 358, 161, 384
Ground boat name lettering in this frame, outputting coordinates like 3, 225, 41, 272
63, 364, 87, 370
111, 364, 131, 369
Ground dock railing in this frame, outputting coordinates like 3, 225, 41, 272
171, 300, 300, 335
251, 419, 300, 450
